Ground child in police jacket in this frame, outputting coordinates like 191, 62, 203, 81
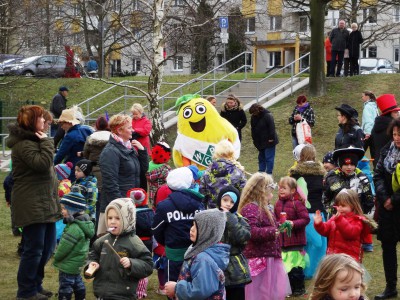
54, 188, 95, 300
85, 198, 153, 300
217, 186, 251, 300
164, 209, 230, 300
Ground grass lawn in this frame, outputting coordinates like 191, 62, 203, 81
1, 74, 400, 299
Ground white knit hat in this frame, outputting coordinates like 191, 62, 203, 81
166, 167, 193, 190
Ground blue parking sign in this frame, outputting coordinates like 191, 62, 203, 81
219, 17, 229, 29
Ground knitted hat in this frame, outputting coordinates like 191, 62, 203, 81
60, 186, 86, 215
184, 209, 227, 259
127, 188, 148, 207
76, 159, 93, 176
105, 198, 136, 234
293, 144, 306, 161
376, 94, 400, 116
55, 162, 73, 180
166, 167, 193, 190
151, 142, 171, 164
187, 165, 201, 181
59, 86, 69, 92
322, 151, 336, 165
217, 185, 241, 213
333, 146, 365, 167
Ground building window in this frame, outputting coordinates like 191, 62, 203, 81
299, 15, 308, 32
270, 16, 282, 31
133, 59, 141, 72
55, 6, 62, 18
363, 7, 377, 24
268, 52, 281, 67
73, 4, 79, 16
394, 6, 400, 22
173, 56, 183, 71
56, 35, 63, 46
395, 47, 399, 63
73, 33, 80, 44
132, 0, 139, 10
362, 46, 377, 58
24, 37, 32, 48
246, 17, 255, 33
174, 0, 184, 6
245, 53, 253, 68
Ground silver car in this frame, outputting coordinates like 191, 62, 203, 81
0, 58, 23, 75
359, 58, 398, 74
8, 55, 67, 77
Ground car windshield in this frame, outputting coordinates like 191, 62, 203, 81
360, 59, 377, 68
19, 56, 41, 64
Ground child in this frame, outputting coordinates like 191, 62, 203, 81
54, 187, 95, 300
274, 176, 310, 296
152, 167, 205, 285
85, 198, 153, 300
314, 189, 371, 263
55, 162, 73, 197
127, 188, 154, 299
322, 151, 337, 173
217, 186, 251, 300
309, 253, 367, 300
239, 172, 291, 300
145, 142, 172, 208
164, 209, 230, 299
72, 159, 98, 221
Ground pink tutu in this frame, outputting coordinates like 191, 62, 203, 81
245, 257, 291, 300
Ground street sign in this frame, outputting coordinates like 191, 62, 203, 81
220, 32, 229, 39
219, 17, 229, 29
221, 39, 228, 44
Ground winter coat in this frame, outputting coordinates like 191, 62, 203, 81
199, 158, 247, 208
325, 37, 332, 61
334, 124, 365, 149
288, 104, 315, 137
220, 104, 247, 138
146, 162, 171, 207
54, 124, 94, 180
132, 115, 152, 155
241, 203, 282, 259
289, 161, 327, 213
99, 136, 149, 212
152, 189, 205, 260
136, 206, 154, 251
53, 213, 94, 274
348, 30, 363, 58
250, 108, 279, 151
361, 101, 379, 135
314, 212, 366, 262
86, 232, 153, 300
374, 143, 400, 242
72, 176, 98, 219
323, 168, 374, 214
274, 197, 310, 248
330, 27, 349, 52
82, 130, 111, 193
221, 212, 252, 287
371, 115, 393, 164
50, 93, 67, 118
7, 123, 60, 228
176, 243, 230, 300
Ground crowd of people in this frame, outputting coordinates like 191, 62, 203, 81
5, 85, 400, 300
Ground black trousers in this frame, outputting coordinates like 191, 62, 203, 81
382, 241, 398, 288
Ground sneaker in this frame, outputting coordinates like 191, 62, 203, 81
16, 293, 48, 300
39, 289, 53, 297
156, 288, 167, 295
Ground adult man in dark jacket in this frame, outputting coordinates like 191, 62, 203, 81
329, 20, 349, 77
50, 86, 68, 147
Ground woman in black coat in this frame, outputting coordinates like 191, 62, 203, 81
334, 103, 364, 149
220, 94, 247, 141
373, 118, 400, 299
348, 23, 363, 76
249, 103, 279, 175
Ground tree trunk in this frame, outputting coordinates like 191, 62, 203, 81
308, 0, 327, 97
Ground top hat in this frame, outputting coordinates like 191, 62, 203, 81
335, 104, 358, 119
376, 94, 400, 116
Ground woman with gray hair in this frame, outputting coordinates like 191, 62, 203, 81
131, 103, 152, 155
348, 22, 363, 76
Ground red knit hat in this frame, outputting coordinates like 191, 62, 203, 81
377, 94, 400, 116
127, 188, 148, 207
151, 142, 171, 164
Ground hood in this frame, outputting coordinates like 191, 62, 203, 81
105, 198, 136, 234
220, 102, 243, 112
216, 185, 241, 213
73, 214, 95, 239
203, 243, 230, 269
169, 190, 204, 212
7, 123, 39, 148
184, 209, 226, 259
373, 115, 393, 133
289, 161, 326, 176
209, 159, 239, 177
86, 130, 111, 146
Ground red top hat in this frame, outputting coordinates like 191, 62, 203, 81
377, 94, 400, 116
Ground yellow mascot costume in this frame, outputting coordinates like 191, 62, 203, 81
173, 94, 241, 170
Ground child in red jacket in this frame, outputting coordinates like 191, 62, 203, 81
314, 188, 370, 263
274, 176, 310, 297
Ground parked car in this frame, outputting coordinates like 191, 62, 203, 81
359, 58, 398, 74
7, 55, 67, 77
0, 58, 23, 75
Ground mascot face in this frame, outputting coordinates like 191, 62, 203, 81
178, 97, 219, 138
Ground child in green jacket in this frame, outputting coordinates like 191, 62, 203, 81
53, 187, 95, 300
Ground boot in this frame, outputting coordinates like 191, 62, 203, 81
74, 289, 86, 300
58, 293, 72, 300
375, 286, 398, 300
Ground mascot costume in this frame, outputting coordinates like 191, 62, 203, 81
173, 94, 241, 170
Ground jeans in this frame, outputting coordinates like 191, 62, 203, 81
58, 271, 86, 299
291, 135, 299, 150
17, 222, 56, 298
258, 146, 276, 175
330, 50, 344, 76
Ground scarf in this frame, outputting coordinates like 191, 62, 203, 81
225, 102, 239, 111
112, 133, 132, 149
384, 142, 400, 174
296, 102, 309, 113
